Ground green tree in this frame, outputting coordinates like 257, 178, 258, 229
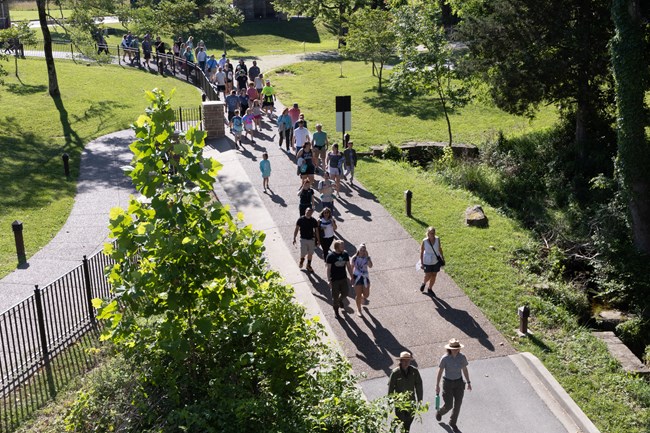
341, 7, 396, 92
0, 21, 36, 78
390, 2, 468, 145
272, 0, 363, 47
93, 89, 403, 431
610, 0, 650, 254
198, 0, 245, 54
454, 0, 614, 175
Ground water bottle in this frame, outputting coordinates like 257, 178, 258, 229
435, 394, 440, 410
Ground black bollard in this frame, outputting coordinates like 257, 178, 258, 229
12, 220, 26, 265
62, 153, 70, 178
517, 305, 531, 337
405, 190, 413, 217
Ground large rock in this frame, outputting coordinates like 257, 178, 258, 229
465, 205, 488, 228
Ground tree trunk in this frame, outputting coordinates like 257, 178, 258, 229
435, 68, 453, 146
611, 0, 650, 253
377, 61, 383, 93
37, 0, 59, 97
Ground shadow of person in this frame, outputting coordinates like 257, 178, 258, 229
267, 189, 287, 207
430, 296, 495, 352
337, 196, 373, 221
338, 312, 398, 376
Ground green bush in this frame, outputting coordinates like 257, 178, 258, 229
77, 90, 399, 433
382, 142, 404, 161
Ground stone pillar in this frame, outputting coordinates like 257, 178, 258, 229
203, 101, 226, 139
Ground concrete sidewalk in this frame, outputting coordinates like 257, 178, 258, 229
0, 105, 599, 433
0, 130, 134, 312
204, 101, 599, 433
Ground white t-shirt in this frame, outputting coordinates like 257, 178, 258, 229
293, 127, 311, 148
215, 71, 226, 85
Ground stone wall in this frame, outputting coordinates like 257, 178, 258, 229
203, 101, 226, 139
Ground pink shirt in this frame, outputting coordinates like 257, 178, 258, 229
247, 87, 258, 102
288, 107, 301, 124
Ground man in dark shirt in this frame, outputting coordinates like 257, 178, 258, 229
388, 351, 423, 432
293, 207, 320, 273
326, 240, 353, 318
225, 90, 240, 123
248, 60, 260, 82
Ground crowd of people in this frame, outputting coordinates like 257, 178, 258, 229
212, 46, 462, 433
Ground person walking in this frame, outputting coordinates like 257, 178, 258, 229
296, 142, 316, 183
293, 120, 310, 154
343, 140, 358, 185
326, 143, 344, 197
351, 243, 373, 317
419, 226, 445, 296
260, 80, 276, 118
259, 152, 271, 192
297, 179, 315, 217
388, 351, 423, 433
293, 207, 319, 273
317, 171, 335, 212
277, 107, 293, 150
435, 339, 472, 433
318, 208, 337, 260
248, 60, 260, 82
326, 240, 353, 318
312, 123, 329, 173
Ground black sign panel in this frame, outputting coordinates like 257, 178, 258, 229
335, 96, 351, 113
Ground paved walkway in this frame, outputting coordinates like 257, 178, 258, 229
0, 58, 600, 433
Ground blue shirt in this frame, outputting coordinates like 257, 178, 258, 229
260, 159, 271, 177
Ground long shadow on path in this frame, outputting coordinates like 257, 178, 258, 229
430, 295, 495, 352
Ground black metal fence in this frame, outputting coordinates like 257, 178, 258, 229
175, 105, 203, 132
0, 250, 115, 433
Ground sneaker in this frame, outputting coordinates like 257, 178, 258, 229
334, 309, 341, 319
299, 258, 304, 268
435, 411, 442, 422
306, 264, 314, 273
420, 283, 425, 292
428, 288, 436, 297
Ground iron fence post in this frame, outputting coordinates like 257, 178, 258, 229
117, 45, 121, 65
82, 255, 96, 327
34, 285, 56, 398
178, 107, 183, 130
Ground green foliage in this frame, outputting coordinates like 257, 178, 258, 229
610, 0, 650, 254
382, 142, 404, 161
341, 8, 396, 91
64, 354, 142, 433
390, 2, 469, 144
86, 89, 396, 432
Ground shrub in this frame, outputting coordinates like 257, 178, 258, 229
382, 142, 404, 161
82, 90, 400, 432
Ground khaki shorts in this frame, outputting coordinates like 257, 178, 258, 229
300, 238, 315, 256
314, 146, 327, 162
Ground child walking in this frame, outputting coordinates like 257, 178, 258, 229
260, 152, 271, 192
243, 109, 256, 143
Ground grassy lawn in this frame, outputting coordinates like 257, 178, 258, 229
268, 61, 559, 149
8, 8, 73, 22
0, 58, 201, 280
358, 160, 649, 433
270, 61, 650, 433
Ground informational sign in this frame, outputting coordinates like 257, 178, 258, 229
335, 96, 351, 136
335, 112, 352, 133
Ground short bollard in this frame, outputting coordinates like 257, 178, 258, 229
517, 305, 531, 337
62, 153, 70, 177
12, 220, 26, 265
405, 189, 413, 217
